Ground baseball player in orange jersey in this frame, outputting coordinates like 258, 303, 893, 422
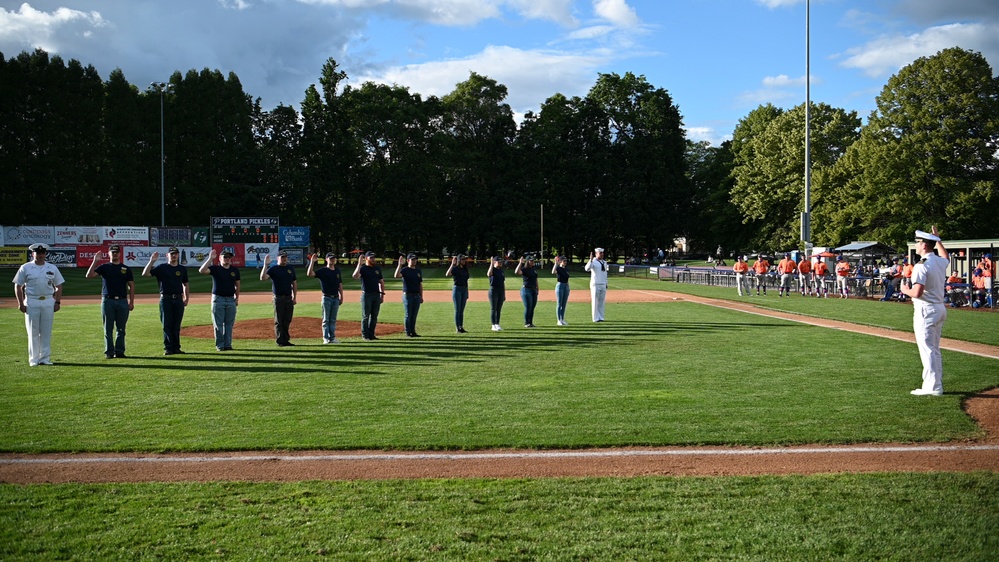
752, 256, 770, 295
835, 256, 851, 298
732, 256, 750, 296
797, 256, 813, 296
776, 253, 796, 297
978, 253, 993, 295
813, 259, 830, 297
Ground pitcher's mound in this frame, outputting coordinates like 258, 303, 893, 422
181, 318, 405, 340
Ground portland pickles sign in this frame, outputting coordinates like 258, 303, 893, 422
211, 217, 279, 244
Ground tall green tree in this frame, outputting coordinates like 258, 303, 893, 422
730, 102, 860, 250
586, 72, 690, 258
516, 93, 609, 260
440, 72, 516, 257
0, 49, 104, 224
812, 47, 999, 249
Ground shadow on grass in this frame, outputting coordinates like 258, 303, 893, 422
55, 318, 806, 374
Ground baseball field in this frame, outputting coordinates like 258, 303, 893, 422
2, 272, 997, 559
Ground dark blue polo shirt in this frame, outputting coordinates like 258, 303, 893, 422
266, 264, 297, 296
314, 267, 342, 296
95, 262, 134, 298
555, 266, 569, 284
151, 263, 189, 295
208, 265, 240, 297
451, 267, 469, 288
358, 265, 383, 294
520, 266, 538, 291
399, 267, 423, 294
489, 268, 505, 290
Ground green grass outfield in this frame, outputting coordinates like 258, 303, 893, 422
2, 276, 997, 559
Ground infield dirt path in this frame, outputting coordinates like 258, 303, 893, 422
2, 288, 997, 483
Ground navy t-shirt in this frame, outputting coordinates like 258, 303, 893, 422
358, 265, 383, 294
520, 266, 539, 291
151, 263, 189, 295
400, 267, 423, 294
489, 268, 505, 290
208, 265, 240, 297
451, 267, 470, 288
266, 264, 297, 296
315, 267, 342, 296
555, 266, 570, 284
95, 262, 134, 297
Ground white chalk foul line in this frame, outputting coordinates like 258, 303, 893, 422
4, 445, 999, 465
631, 289, 999, 360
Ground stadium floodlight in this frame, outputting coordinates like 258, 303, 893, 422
149, 81, 175, 227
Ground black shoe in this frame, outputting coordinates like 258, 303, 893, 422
105, 353, 115, 360
173, 350, 185, 354
410, 333, 421, 337
164, 351, 174, 356
457, 327, 467, 333
115, 353, 128, 359
224, 346, 234, 351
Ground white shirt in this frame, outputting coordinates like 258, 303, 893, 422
13, 261, 65, 298
911, 253, 948, 306
584, 258, 608, 286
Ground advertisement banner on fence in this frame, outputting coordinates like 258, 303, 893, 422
243, 243, 280, 269
283, 248, 306, 266
3, 226, 55, 246
54, 226, 103, 245
76, 242, 150, 268
150, 227, 192, 247
0, 246, 28, 266
279, 226, 310, 247
46, 247, 78, 268
119, 246, 212, 268
103, 226, 149, 242
211, 243, 246, 267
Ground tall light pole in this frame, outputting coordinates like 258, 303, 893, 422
150, 82, 174, 227
802, 0, 812, 252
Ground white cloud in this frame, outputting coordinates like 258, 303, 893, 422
761, 74, 820, 87
295, 0, 577, 26
353, 44, 610, 115
0, 3, 105, 51
566, 25, 614, 40
755, 0, 802, 8
593, 0, 639, 27
506, 0, 577, 27
840, 22, 999, 77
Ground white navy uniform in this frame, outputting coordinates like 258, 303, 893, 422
911, 250, 948, 394
13, 259, 65, 366
584, 253, 608, 322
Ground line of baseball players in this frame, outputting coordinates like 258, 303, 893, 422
733, 253, 883, 299
12, 245, 613, 362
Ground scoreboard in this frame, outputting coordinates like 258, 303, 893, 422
211, 217, 280, 244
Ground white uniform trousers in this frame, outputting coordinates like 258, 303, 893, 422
735, 273, 749, 296
24, 297, 56, 366
913, 301, 946, 393
590, 284, 607, 321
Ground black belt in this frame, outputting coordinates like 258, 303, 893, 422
104, 295, 127, 300
323, 293, 339, 298
161, 294, 183, 299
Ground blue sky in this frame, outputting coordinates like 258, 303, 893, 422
2, 0, 997, 145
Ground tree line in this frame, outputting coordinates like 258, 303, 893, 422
1, 47, 996, 259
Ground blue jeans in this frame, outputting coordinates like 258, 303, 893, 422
211, 296, 237, 349
160, 295, 185, 353
521, 287, 538, 325
101, 297, 129, 356
555, 282, 570, 322
321, 295, 340, 341
488, 288, 505, 325
403, 293, 421, 335
361, 292, 381, 339
452, 286, 468, 328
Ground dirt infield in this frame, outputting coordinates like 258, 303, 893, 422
2, 289, 997, 483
